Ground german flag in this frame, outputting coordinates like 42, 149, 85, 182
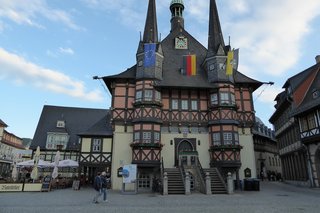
183, 55, 196, 76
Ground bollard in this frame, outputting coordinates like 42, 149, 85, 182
163, 172, 168, 195
227, 172, 234, 194
185, 172, 190, 195
206, 172, 212, 195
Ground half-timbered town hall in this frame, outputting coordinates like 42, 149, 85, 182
102, 0, 263, 192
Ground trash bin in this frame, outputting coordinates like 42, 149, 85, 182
234, 180, 243, 190
244, 179, 253, 191
252, 179, 260, 191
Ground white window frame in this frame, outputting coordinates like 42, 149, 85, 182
212, 133, 221, 145
191, 100, 198, 110
134, 132, 140, 143
172, 99, 179, 110
142, 132, 152, 143
155, 91, 161, 101
220, 92, 230, 105
136, 91, 142, 101
307, 113, 316, 129
210, 93, 218, 105
231, 93, 236, 105
154, 132, 160, 143
92, 138, 102, 152
144, 90, 153, 101
234, 132, 239, 145
56, 120, 65, 128
181, 100, 188, 110
223, 132, 233, 145
46, 133, 69, 150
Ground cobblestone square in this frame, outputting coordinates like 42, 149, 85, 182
1, 182, 319, 213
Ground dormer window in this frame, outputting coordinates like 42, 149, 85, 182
287, 86, 292, 96
46, 132, 69, 150
56, 120, 65, 128
312, 89, 319, 99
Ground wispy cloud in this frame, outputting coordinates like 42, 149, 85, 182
82, 0, 149, 30
253, 85, 283, 104
0, 20, 4, 32
59, 47, 74, 55
0, 47, 103, 102
166, 0, 320, 110
81, 0, 320, 78
0, 0, 83, 30
46, 47, 75, 57
221, 0, 320, 77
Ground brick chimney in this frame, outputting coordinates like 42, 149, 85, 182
316, 55, 320, 64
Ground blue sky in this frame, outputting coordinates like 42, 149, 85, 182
1, 0, 320, 138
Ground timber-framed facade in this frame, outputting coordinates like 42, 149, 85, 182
103, 0, 263, 192
270, 56, 320, 188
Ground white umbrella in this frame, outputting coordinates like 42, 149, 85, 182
11, 162, 18, 182
58, 159, 79, 168
52, 151, 60, 179
17, 159, 51, 168
31, 146, 40, 180
11, 153, 18, 182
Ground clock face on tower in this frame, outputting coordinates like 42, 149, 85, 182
175, 36, 188, 49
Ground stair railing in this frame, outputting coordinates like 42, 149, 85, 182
215, 167, 227, 189
195, 157, 206, 193
179, 164, 186, 186
160, 157, 164, 194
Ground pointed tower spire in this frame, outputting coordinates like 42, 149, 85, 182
143, 0, 158, 43
136, 0, 163, 80
205, 0, 233, 83
208, 0, 225, 56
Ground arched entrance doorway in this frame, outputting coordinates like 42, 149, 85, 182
174, 139, 196, 166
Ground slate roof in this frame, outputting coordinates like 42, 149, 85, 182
270, 62, 320, 121
31, 105, 109, 151
78, 112, 113, 137
0, 119, 8, 127
103, 29, 262, 91
291, 63, 320, 116
283, 63, 319, 91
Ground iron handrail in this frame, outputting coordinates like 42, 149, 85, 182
196, 157, 206, 193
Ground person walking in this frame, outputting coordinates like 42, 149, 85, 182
93, 172, 102, 204
101, 172, 108, 202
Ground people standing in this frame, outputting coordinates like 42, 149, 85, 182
93, 172, 102, 204
260, 171, 264, 181
101, 172, 108, 202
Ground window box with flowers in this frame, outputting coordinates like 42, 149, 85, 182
130, 143, 163, 148
210, 144, 243, 150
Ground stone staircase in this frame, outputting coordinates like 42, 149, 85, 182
164, 168, 185, 194
203, 168, 227, 194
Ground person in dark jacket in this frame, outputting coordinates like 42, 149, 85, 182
92, 172, 102, 203
101, 172, 108, 202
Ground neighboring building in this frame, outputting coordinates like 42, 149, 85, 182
253, 117, 281, 180
270, 56, 320, 187
78, 112, 113, 184
30, 105, 110, 181
102, 0, 262, 191
0, 119, 26, 178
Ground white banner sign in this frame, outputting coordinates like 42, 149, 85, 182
122, 164, 137, 184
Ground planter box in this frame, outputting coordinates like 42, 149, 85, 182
23, 183, 42, 192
